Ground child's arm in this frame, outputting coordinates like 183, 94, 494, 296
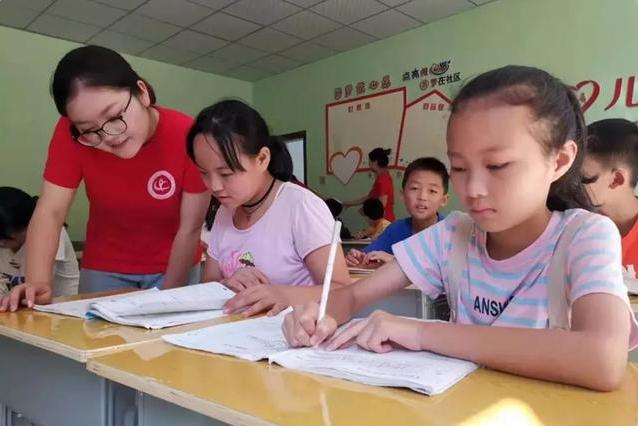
363, 251, 394, 266
333, 260, 412, 322
201, 257, 223, 283
224, 245, 351, 317
428, 293, 630, 391
162, 191, 209, 288
305, 244, 350, 288
346, 249, 365, 266
355, 225, 374, 239
328, 293, 630, 391
203, 257, 269, 292
282, 260, 412, 346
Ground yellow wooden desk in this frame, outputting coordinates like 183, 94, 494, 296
0, 291, 239, 426
0, 290, 238, 362
87, 340, 638, 426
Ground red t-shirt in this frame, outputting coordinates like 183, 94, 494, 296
44, 107, 206, 274
369, 170, 395, 222
622, 217, 638, 271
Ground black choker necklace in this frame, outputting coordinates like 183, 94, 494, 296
242, 178, 276, 210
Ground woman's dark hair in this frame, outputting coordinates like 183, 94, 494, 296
204, 196, 220, 231
51, 45, 156, 116
368, 148, 391, 168
187, 100, 293, 182
450, 65, 593, 212
0, 187, 36, 240
585, 119, 638, 187
402, 157, 449, 193
362, 198, 384, 220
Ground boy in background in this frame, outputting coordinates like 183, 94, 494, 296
354, 198, 390, 240
581, 118, 638, 271
347, 157, 449, 268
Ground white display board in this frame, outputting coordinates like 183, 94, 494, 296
325, 88, 451, 184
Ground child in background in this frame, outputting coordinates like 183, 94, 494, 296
581, 119, 638, 271
187, 100, 349, 317
347, 157, 448, 268
0, 187, 78, 297
354, 198, 390, 240
344, 148, 396, 221
325, 198, 353, 240
283, 65, 638, 391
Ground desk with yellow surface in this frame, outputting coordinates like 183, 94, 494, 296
0, 291, 237, 426
87, 338, 638, 426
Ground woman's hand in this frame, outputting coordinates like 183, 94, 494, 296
0, 281, 53, 312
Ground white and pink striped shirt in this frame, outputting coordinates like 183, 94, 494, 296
393, 209, 638, 349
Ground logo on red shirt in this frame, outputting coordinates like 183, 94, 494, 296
147, 170, 176, 200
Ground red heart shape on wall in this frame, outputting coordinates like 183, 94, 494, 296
329, 147, 362, 185
571, 80, 600, 112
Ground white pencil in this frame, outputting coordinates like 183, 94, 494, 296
318, 220, 342, 321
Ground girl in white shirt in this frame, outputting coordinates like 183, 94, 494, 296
0, 187, 78, 297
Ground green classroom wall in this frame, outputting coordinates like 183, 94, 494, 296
0, 25, 252, 241
3, 0, 638, 240
254, 0, 638, 230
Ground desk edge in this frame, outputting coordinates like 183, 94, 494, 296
87, 361, 279, 426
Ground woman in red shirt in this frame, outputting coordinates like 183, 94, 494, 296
0, 46, 209, 311
344, 147, 395, 222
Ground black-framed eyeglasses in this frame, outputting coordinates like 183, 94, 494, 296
71, 92, 133, 147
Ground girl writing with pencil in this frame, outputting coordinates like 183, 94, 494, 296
187, 100, 350, 317
283, 66, 638, 391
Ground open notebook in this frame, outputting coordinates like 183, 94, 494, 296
34, 282, 234, 329
163, 311, 477, 395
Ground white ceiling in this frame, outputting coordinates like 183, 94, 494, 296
0, 0, 496, 81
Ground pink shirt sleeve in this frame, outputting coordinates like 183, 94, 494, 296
566, 213, 625, 302
565, 213, 638, 348
205, 185, 336, 285
292, 189, 336, 259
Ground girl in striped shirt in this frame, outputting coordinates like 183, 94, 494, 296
283, 65, 638, 391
